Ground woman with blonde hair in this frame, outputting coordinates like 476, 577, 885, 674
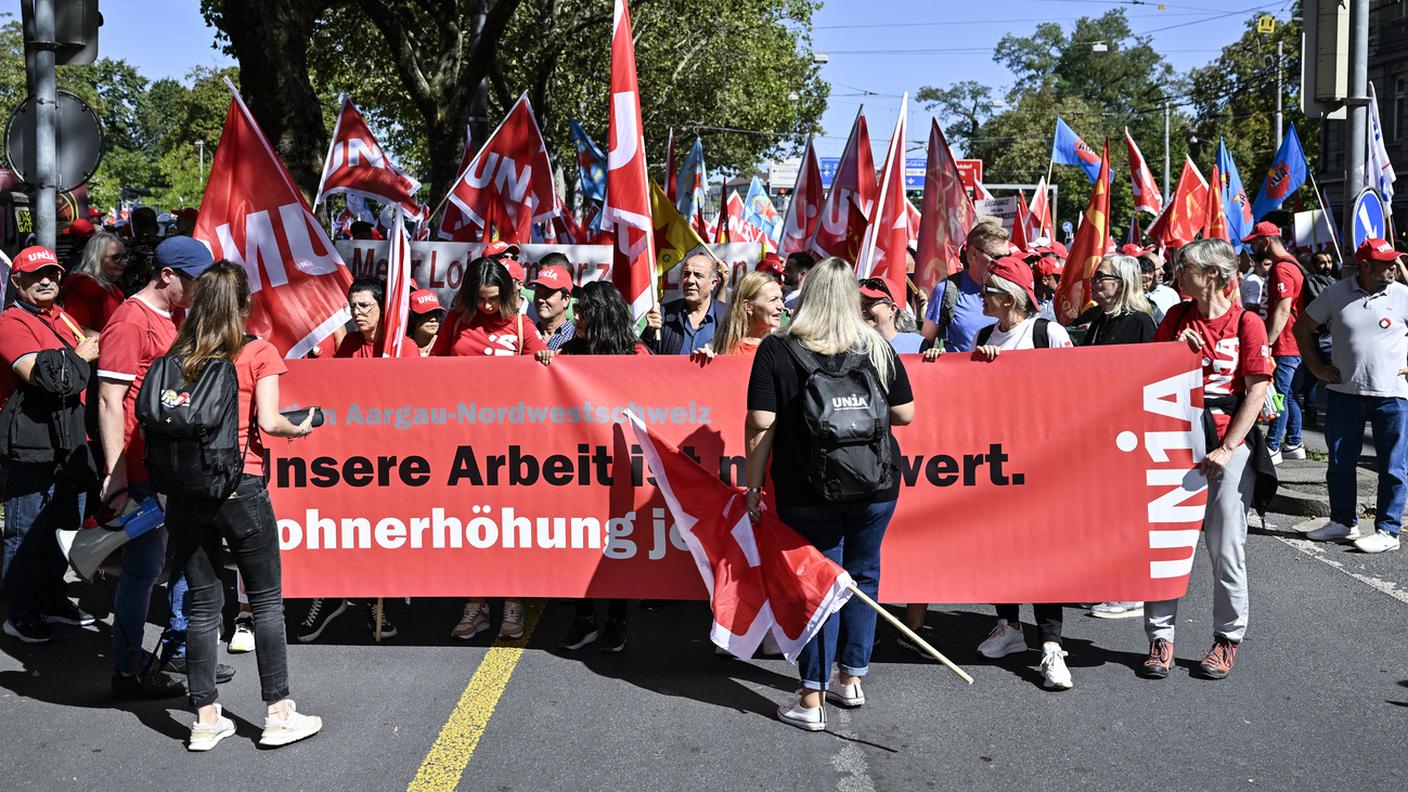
702, 270, 785, 357
1078, 253, 1156, 347
161, 261, 323, 751
743, 257, 916, 731
63, 231, 128, 332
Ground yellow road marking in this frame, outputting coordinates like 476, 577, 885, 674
407, 601, 545, 792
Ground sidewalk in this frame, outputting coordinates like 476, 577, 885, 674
1267, 423, 1381, 519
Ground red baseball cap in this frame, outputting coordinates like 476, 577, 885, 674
986, 255, 1039, 308
1356, 237, 1401, 263
483, 241, 521, 259
1035, 240, 1068, 258
1034, 257, 1065, 278
409, 289, 444, 315
1241, 221, 1281, 243
859, 283, 893, 301
531, 264, 572, 291
501, 258, 526, 282
63, 218, 95, 238
12, 246, 62, 275
1119, 243, 1154, 257
756, 252, 784, 276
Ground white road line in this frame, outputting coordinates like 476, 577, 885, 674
829, 708, 877, 792
1276, 523, 1408, 606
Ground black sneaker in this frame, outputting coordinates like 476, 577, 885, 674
598, 618, 627, 653
163, 656, 237, 683
111, 668, 187, 699
297, 598, 347, 643
3, 614, 56, 644
41, 598, 95, 626
557, 618, 598, 651
368, 609, 398, 639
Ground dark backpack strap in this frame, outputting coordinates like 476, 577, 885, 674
1034, 318, 1051, 349
974, 323, 995, 347
938, 273, 962, 336
781, 336, 823, 375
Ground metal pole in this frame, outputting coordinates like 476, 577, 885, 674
1274, 39, 1284, 151
197, 141, 205, 187
1163, 102, 1170, 200
30, 0, 57, 250
467, 1, 490, 150
1344, 0, 1369, 245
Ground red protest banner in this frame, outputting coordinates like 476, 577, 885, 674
269, 345, 1208, 604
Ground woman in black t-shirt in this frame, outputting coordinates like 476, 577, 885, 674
744, 257, 915, 732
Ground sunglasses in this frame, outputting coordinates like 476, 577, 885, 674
981, 285, 1006, 296
1090, 272, 1121, 285
858, 277, 892, 298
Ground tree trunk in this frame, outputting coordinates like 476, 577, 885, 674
212, 0, 331, 202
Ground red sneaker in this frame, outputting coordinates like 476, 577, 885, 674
1139, 638, 1174, 679
1199, 637, 1240, 680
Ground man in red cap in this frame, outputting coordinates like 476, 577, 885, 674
1293, 238, 1408, 553
531, 261, 577, 350
408, 288, 446, 356
1243, 221, 1306, 463
1032, 253, 1064, 322
0, 247, 100, 644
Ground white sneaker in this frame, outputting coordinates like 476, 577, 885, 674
259, 700, 323, 747
227, 617, 255, 654
1306, 521, 1355, 542
1353, 530, 1401, 554
1089, 601, 1144, 619
977, 619, 1029, 658
1040, 646, 1073, 690
1282, 443, 1307, 460
1269, 449, 1283, 466
825, 673, 864, 708
187, 704, 236, 752
776, 693, 826, 732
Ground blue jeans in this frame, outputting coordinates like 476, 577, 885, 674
112, 525, 167, 674
2, 461, 83, 619
1269, 355, 1303, 451
778, 499, 896, 691
1325, 390, 1408, 536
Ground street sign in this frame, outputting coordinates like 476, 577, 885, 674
4, 90, 103, 192
1350, 188, 1387, 249
955, 159, 983, 192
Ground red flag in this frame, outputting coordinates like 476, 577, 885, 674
438, 128, 477, 241
778, 136, 824, 256
914, 118, 976, 293
1147, 157, 1208, 248
810, 108, 876, 259
628, 412, 854, 660
1053, 139, 1112, 323
195, 82, 352, 357
905, 198, 921, 248
720, 190, 758, 244
1026, 177, 1054, 244
604, 0, 656, 323
1125, 129, 1164, 216
1126, 212, 1143, 245
1202, 164, 1231, 242
857, 94, 910, 303
664, 128, 677, 204
315, 96, 423, 222
380, 210, 412, 358
443, 94, 559, 245
1011, 189, 1031, 252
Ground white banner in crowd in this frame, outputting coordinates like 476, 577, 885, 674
1293, 210, 1337, 252
335, 240, 763, 305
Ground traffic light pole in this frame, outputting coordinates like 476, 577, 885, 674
27, 0, 58, 250
1343, 0, 1368, 247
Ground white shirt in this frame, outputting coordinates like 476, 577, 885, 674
1240, 273, 1267, 319
983, 315, 1073, 350
1304, 277, 1408, 399
1146, 284, 1180, 326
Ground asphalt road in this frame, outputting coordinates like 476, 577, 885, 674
1, 509, 1405, 792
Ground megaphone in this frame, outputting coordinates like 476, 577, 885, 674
56, 488, 165, 581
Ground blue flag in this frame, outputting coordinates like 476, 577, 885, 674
740, 176, 783, 246
676, 136, 708, 221
1050, 117, 1103, 183
1216, 139, 1254, 251
570, 119, 607, 204
1249, 123, 1307, 221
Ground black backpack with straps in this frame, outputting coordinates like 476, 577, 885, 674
782, 337, 894, 501
975, 318, 1052, 349
135, 352, 244, 500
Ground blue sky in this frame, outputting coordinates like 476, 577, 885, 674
101, 0, 1288, 160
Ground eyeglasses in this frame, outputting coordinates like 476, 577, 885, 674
1090, 272, 1121, 285
981, 285, 1006, 296
858, 277, 892, 298
349, 301, 380, 314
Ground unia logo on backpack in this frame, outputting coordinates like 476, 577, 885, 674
832, 394, 869, 411
160, 389, 191, 408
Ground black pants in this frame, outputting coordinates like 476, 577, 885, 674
995, 603, 1064, 644
575, 599, 627, 622
168, 475, 290, 708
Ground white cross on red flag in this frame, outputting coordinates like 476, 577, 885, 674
604, 0, 657, 324
315, 96, 424, 223
442, 94, 559, 245
194, 80, 353, 357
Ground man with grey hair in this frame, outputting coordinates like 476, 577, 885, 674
642, 250, 725, 354
919, 221, 1005, 352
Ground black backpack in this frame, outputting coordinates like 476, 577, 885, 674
135, 354, 243, 500
783, 338, 894, 501
975, 318, 1052, 348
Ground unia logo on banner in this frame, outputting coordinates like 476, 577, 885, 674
1113, 368, 1208, 582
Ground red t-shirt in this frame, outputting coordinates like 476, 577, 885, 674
431, 311, 547, 357
235, 339, 289, 476
1156, 301, 1273, 439
97, 297, 179, 482
62, 273, 124, 333
334, 330, 418, 358
1267, 256, 1305, 356
0, 303, 87, 409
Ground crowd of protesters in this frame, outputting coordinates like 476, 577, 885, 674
1, 206, 1406, 744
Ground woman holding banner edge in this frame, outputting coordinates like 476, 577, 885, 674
743, 257, 915, 732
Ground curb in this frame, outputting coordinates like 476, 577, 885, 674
1269, 486, 1331, 518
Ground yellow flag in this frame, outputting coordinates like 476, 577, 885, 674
650, 180, 706, 279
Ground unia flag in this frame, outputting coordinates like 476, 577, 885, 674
380, 208, 412, 358
1125, 128, 1163, 216
195, 79, 352, 357
856, 93, 910, 304
315, 96, 423, 222
778, 136, 823, 256
810, 108, 876, 260
628, 412, 853, 660
604, 0, 657, 325
443, 93, 559, 244
914, 117, 976, 293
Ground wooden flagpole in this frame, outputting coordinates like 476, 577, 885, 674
846, 583, 973, 684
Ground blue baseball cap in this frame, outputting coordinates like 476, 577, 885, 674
154, 236, 215, 278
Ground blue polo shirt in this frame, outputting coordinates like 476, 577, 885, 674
650, 298, 724, 355
923, 270, 995, 352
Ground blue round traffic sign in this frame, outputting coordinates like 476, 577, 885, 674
1351, 188, 1387, 249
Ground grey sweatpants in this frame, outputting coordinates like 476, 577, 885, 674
1145, 443, 1251, 644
